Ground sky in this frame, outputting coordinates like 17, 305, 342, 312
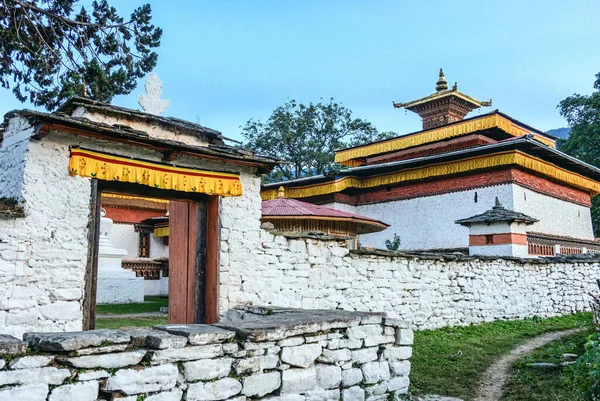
1, 0, 599, 143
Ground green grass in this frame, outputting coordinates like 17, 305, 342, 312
501, 329, 593, 401
95, 316, 168, 329
95, 296, 168, 315
410, 313, 593, 400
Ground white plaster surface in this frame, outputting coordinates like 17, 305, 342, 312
0, 117, 34, 199
144, 278, 169, 297
512, 185, 594, 240
356, 185, 515, 250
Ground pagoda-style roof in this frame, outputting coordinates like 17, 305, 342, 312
262, 193, 389, 234
334, 110, 557, 166
263, 136, 600, 200
455, 198, 538, 227
393, 69, 492, 130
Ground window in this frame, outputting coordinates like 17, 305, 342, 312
138, 232, 150, 257
485, 234, 494, 244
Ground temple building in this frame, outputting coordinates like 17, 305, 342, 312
262, 69, 600, 255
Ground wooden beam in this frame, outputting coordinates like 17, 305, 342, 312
194, 201, 207, 324
82, 179, 101, 330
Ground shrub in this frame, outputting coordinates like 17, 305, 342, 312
385, 234, 401, 251
567, 332, 600, 400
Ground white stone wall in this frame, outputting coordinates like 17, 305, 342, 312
512, 185, 594, 240
356, 185, 515, 250
222, 233, 600, 330
0, 312, 412, 401
0, 120, 261, 337
0, 117, 35, 199
144, 277, 169, 297
0, 132, 92, 338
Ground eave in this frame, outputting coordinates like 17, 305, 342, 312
393, 88, 492, 110
5, 110, 283, 174
334, 111, 556, 166
263, 137, 600, 200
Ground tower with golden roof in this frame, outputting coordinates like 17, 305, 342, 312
393, 68, 492, 130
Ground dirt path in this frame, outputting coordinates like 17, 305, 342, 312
472, 327, 585, 401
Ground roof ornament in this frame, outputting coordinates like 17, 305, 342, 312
435, 68, 448, 92
493, 197, 503, 209
452, 82, 458, 91
278, 186, 286, 198
138, 73, 171, 116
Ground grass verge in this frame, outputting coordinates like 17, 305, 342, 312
410, 312, 593, 400
501, 328, 593, 401
95, 316, 168, 329
96, 296, 168, 315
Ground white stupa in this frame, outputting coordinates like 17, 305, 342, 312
96, 209, 144, 304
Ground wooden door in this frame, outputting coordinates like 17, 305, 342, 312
168, 201, 206, 324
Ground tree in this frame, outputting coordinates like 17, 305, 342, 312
242, 98, 395, 182
0, 0, 162, 110
557, 72, 600, 236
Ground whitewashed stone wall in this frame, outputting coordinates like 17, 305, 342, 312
0, 120, 261, 338
0, 117, 36, 199
0, 309, 412, 401
222, 233, 600, 330
323, 183, 595, 250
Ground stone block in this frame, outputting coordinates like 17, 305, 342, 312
351, 347, 378, 364
316, 364, 342, 389
281, 367, 317, 394
389, 360, 411, 377
62, 350, 146, 369
277, 336, 305, 347
341, 368, 363, 387
186, 377, 242, 401
73, 344, 128, 356
395, 329, 414, 346
364, 335, 395, 347
382, 346, 412, 361
281, 343, 322, 368
77, 370, 110, 381
24, 330, 129, 351
364, 381, 387, 397
305, 389, 340, 401
148, 344, 222, 364
0, 359, 4, 369
233, 355, 279, 375
0, 334, 28, 356
183, 358, 233, 381
0, 384, 48, 401
342, 386, 364, 401
8, 355, 54, 369
242, 371, 281, 397
360, 314, 383, 325
103, 364, 178, 395
48, 380, 98, 401
0, 366, 70, 386
361, 361, 390, 384
154, 324, 235, 345
317, 348, 352, 364
338, 339, 363, 349
386, 376, 410, 391
124, 329, 188, 349
347, 325, 382, 340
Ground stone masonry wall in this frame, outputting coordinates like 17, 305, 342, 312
222, 233, 600, 330
0, 308, 413, 401
0, 123, 262, 338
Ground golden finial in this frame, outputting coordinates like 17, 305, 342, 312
436, 68, 448, 92
278, 186, 286, 198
